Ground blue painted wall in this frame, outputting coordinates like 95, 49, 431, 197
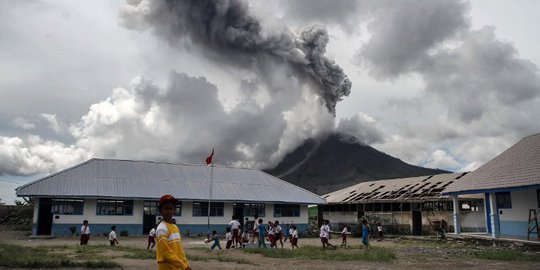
499, 220, 529, 238
48, 222, 310, 237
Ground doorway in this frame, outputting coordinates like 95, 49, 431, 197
412, 211, 422, 235
233, 203, 245, 229
37, 198, 53, 235
143, 201, 158, 234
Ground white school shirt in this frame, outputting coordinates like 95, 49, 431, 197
109, 231, 117, 241
226, 232, 233, 241
275, 225, 282, 234
229, 220, 241, 229
377, 225, 383, 232
289, 228, 294, 235
253, 221, 259, 232
149, 228, 156, 237
292, 230, 298, 239
320, 225, 330, 238
81, 225, 90, 235
342, 227, 348, 234
268, 226, 276, 235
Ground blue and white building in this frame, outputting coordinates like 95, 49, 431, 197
444, 133, 540, 239
16, 158, 326, 236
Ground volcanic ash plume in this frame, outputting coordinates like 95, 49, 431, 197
121, 0, 351, 114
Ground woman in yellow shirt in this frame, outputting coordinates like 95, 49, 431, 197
156, 195, 192, 270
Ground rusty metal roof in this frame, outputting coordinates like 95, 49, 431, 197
323, 172, 478, 203
16, 158, 326, 204
444, 133, 540, 195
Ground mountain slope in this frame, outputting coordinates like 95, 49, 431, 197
266, 133, 449, 195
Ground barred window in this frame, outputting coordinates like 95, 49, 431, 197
144, 201, 181, 216
274, 204, 300, 217
96, 200, 133, 215
243, 203, 265, 217
51, 199, 84, 215
192, 202, 224, 217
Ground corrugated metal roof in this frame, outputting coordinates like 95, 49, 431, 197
323, 172, 481, 203
16, 158, 326, 204
444, 133, 540, 195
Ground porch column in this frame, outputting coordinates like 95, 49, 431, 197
452, 195, 461, 234
488, 192, 499, 239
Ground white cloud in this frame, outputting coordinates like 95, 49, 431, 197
424, 149, 460, 170
11, 117, 35, 130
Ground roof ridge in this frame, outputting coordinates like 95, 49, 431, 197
16, 158, 97, 191
91, 158, 259, 171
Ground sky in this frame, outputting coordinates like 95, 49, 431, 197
1, 0, 540, 204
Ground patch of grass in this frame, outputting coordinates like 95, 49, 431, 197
188, 255, 210, 262
242, 245, 396, 262
117, 246, 156, 260
0, 244, 120, 268
215, 254, 258, 265
470, 249, 540, 262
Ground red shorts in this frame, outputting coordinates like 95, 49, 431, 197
254, 231, 259, 238
320, 237, 329, 244
269, 234, 275, 243
275, 232, 283, 240
342, 234, 346, 240
148, 236, 155, 244
233, 228, 239, 238
291, 237, 298, 245
226, 240, 233, 249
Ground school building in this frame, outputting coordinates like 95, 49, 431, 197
321, 172, 486, 235
443, 133, 540, 239
16, 158, 325, 236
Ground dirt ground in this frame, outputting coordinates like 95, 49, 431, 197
1, 231, 539, 270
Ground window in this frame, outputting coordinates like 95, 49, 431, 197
243, 203, 265, 217
496, 192, 512, 209
143, 201, 181, 216
51, 199, 84, 215
434, 201, 453, 211
192, 202, 224, 217
365, 203, 374, 211
422, 202, 434, 211
373, 203, 382, 212
274, 204, 300, 217
382, 203, 392, 212
96, 200, 133, 215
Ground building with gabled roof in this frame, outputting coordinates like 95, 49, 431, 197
321, 173, 486, 235
444, 133, 540, 239
16, 158, 325, 236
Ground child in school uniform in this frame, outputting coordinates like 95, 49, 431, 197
109, 226, 119, 246
155, 195, 191, 270
267, 221, 276, 248
225, 228, 233, 249
290, 226, 299, 250
377, 222, 384, 242
241, 229, 249, 247
148, 225, 157, 250
362, 220, 370, 251
80, 220, 90, 245
274, 220, 284, 248
319, 220, 335, 249
252, 215, 260, 243
341, 225, 350, 246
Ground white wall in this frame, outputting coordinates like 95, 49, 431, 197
499, 189, 538, 222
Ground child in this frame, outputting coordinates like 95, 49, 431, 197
229, 216, 241, 247
109, 226, 119, 246
252, 215, 259, 243
267, 221, 276, 248
225, 228, 233, 249
319, 220, 335, 249
377, 223, 384, 242
148, 225, 157, 250
256, 218, 267, 248
362, 220, 370, 251
287, 224, 294, 244
156, 195, 191, 270
290, 225, 299, 250
80, 220, 90, 245
341, 225, 350, 246
241, 230, 249, 247
208, 230, 221, 250
274, 220, 284, 248
283, 223, 290, 243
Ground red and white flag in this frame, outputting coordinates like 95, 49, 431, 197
205, 148, 214, 165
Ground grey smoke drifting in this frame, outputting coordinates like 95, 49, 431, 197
121, 0, 351, 114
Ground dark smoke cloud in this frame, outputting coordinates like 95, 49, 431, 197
121, 0, 351, 114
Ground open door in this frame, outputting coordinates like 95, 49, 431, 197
37, 198, 53, 235
412, 211, 422, 235
233, 203, 245, 229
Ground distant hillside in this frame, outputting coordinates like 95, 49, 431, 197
266, 133, 449, 195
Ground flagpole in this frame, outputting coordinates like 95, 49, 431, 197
207, 159, 214, 233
